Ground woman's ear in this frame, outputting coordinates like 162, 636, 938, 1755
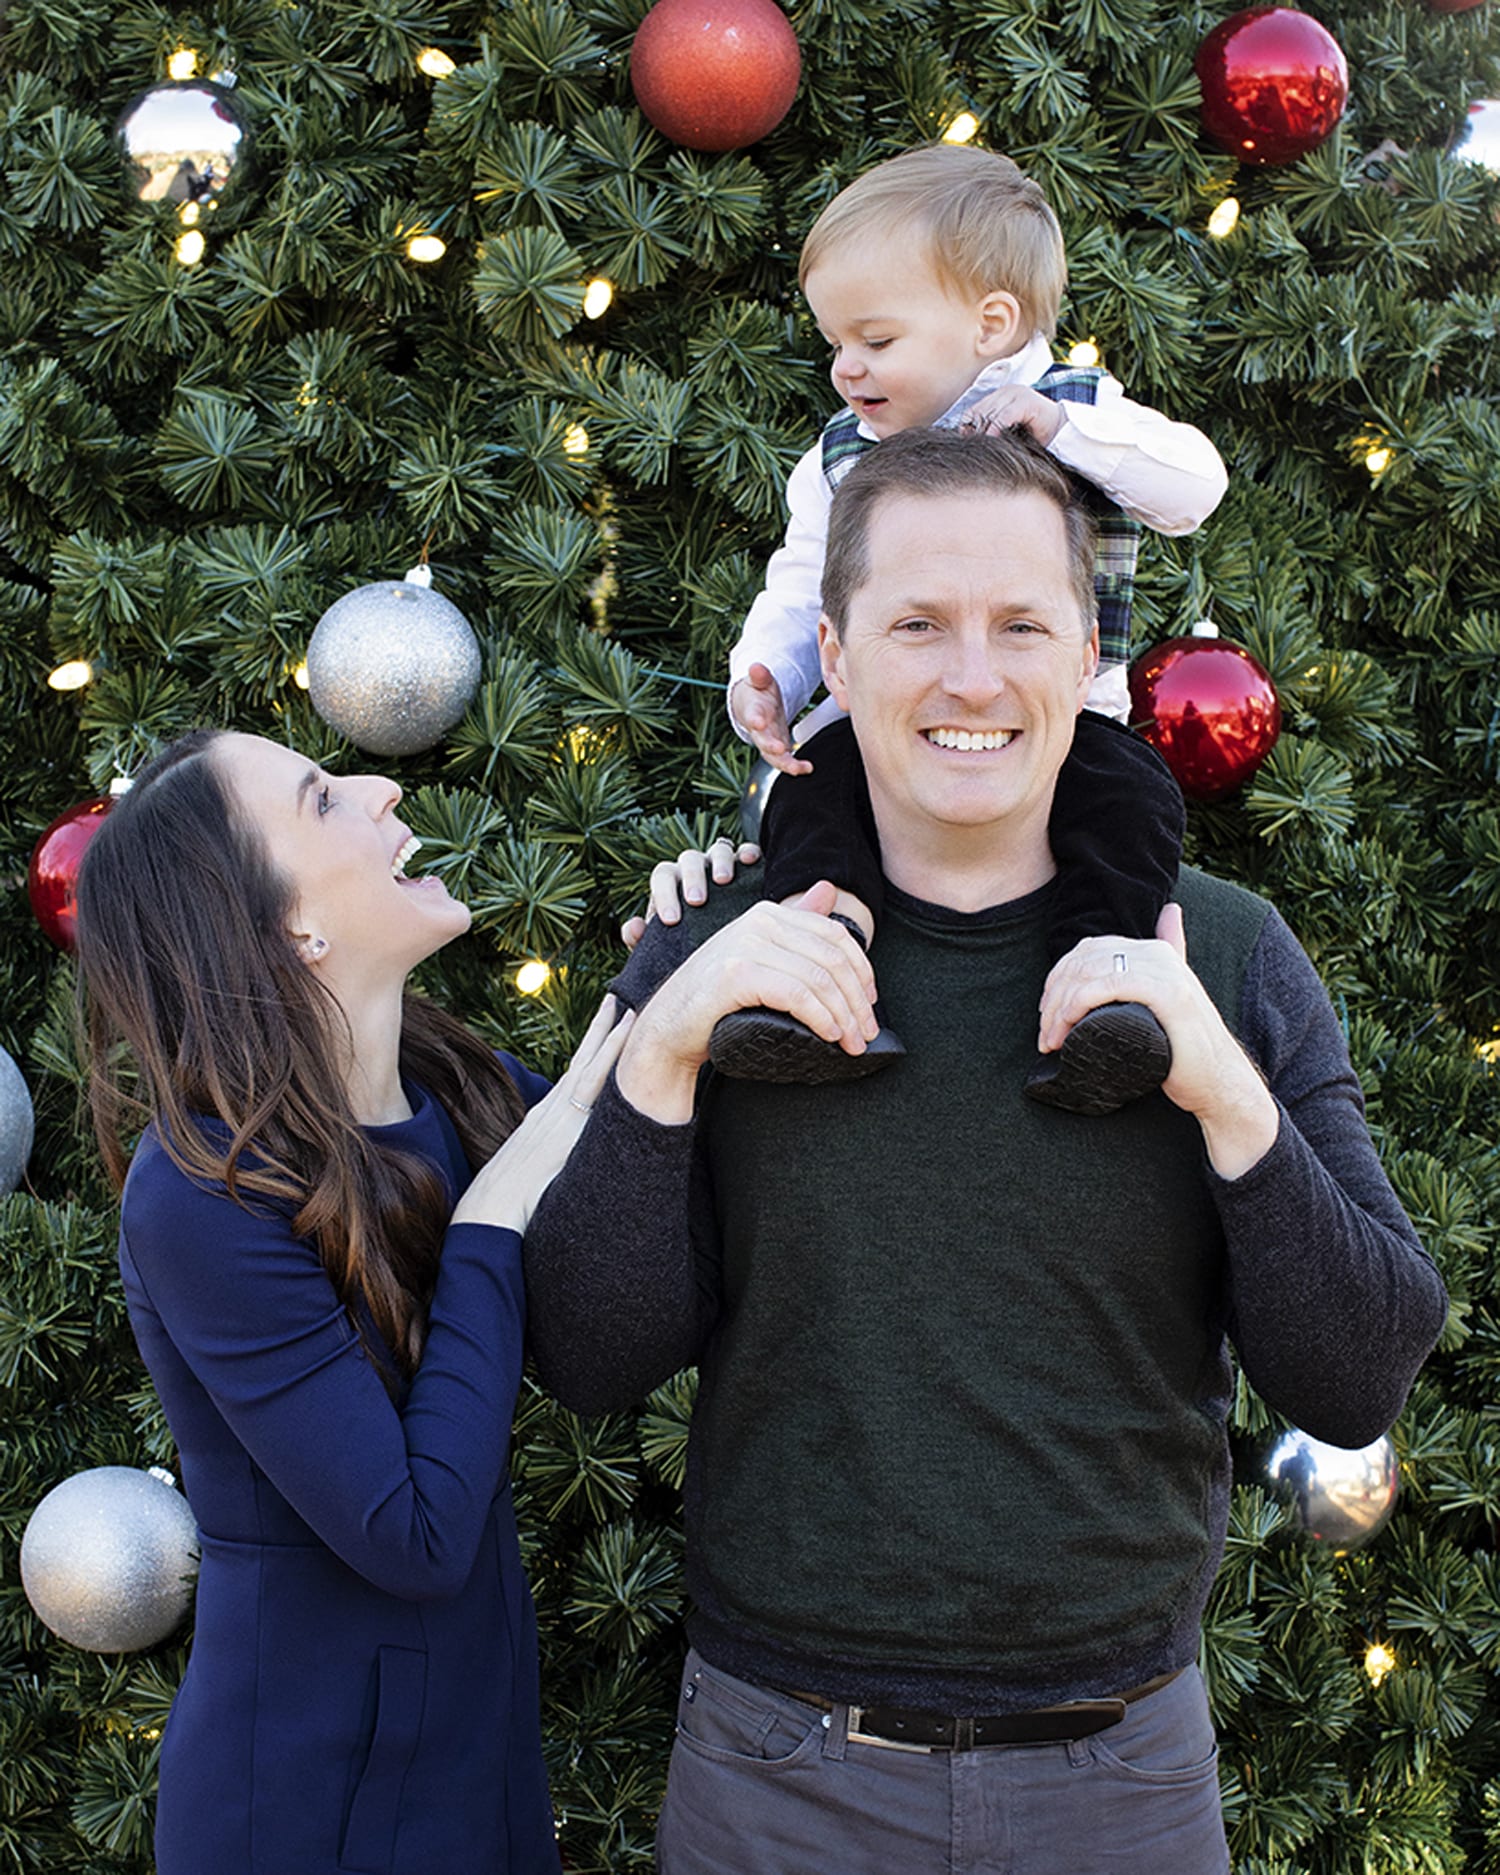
292, 932, 329, 965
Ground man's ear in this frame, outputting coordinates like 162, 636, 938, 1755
976, 290, 1025, 359
1076, 623, 1100, 708
818, 615, 849, 710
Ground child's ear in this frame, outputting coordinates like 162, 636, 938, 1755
976, 290, 1025, 358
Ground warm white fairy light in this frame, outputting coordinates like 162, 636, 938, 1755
562, 423, 590, 457
1208, 197, 1241, 239
47, 660, 93, 691
416, 47, 456, 78
406, 233, 446, 263
943, 112, 980, 144
1066, 338, 1101, 368
1365, 445, 1393, 477
516, 960, 552, 995
174, 229, 206, 266
167, 47, 200, 80
1364, 1642, 1397, 1686
582, 277, 615, 319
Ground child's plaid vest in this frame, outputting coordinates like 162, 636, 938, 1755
818, 364, 1140, 667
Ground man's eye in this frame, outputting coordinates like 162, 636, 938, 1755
894, 617, 932, 633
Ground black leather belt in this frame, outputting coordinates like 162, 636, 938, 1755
779, 1668, 1181, 1752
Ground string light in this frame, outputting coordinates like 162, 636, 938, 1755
516, 960, 552, 996
178, 201, 201, 228
291, 660, 310, 690
562, 423, 590, 457
415, 47, 456, 78
582, 277, 615, 319
167, 46, 200, 80
47, 660, 93, 691
174, 229, 206, 266
1476, 1034, 1500, 1067
1364, 1642, 1397, 1687
405, 233, 446, 264
1207, 197, 1241, 239
1066, 338, 1101, 368
942, 112, 980, 145
1364, 445, 1393, 477
566, 725, 608, 762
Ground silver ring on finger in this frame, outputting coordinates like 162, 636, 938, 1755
1112, 953, 1129, 974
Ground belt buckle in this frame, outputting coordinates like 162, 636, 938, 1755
845, 1705, 935, 1754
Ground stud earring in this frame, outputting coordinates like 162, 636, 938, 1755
309, 937, 328, 958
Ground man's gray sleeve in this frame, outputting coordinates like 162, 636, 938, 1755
1214, 906, 1447, 1447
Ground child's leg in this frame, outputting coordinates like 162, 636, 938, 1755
710, 718, 904, 1083
1024, 711, 1186, 1116
759, 718, 886, 932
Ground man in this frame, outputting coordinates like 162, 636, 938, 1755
524, 427, 1447, 1875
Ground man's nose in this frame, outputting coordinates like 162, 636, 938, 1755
942, 634, 1005, 701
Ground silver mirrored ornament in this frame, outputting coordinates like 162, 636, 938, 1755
0, 1046, 34, 1196
1451, 99, 1500, 181
115, 80, 250, 209
21, 1466, 200, 1652
306, 573, 483, 758
740, 756, 779, 842
1259, 1427, 1399, 1551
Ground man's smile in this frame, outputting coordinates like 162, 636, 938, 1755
923, 727, 1018, 751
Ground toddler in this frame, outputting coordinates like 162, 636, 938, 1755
716, 143, 1227, 1114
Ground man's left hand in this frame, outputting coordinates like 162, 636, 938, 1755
1037, 903, 1281, 1179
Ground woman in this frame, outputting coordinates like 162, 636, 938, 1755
75, 727, 631, 1875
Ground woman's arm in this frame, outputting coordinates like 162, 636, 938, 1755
122, 1010, 628, 1600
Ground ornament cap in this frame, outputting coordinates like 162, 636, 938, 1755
1190, 620, 1221, 638
404, 564, 434, 589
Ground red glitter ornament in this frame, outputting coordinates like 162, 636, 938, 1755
27, 796, 113, 951
1196, 7, 1348, 166
630, 0, 801, 153
1129, 626, 1282, 802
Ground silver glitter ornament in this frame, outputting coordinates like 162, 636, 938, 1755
21, 1466, 200, 1652
740, 757, 779, 842
1258, 1428, 1399, 1551
306, 568, 482, 758
115, 80, 251, 210
0, 1046, 34, 1196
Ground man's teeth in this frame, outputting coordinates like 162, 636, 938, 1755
391, 834, 423, 877
925, 728, 1015, 751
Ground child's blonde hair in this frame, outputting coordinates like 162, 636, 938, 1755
798, 145, 1067, 341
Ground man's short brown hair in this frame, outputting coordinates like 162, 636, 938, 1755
821, 427, 1098, 639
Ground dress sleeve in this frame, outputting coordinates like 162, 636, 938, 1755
523, 1069, 717, 1414
122, 1143, 527, 1601
726, 441, 834, 733
1048, 376, 1228, 536
1213, 909, 1448, 1447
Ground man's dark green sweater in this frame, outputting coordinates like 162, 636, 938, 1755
526, 867, 1446, 1714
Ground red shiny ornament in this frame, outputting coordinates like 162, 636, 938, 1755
630, 0, 801, 152
1129, 633, 1282, 802
1196, 7, 1348, 166
27, 796, 113, 951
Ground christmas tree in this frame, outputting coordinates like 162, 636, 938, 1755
3, 0, 1499, 1869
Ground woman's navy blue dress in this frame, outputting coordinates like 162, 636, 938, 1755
118, 1059, 561, 1875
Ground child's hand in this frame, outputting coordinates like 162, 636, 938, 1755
960, 385, 1064, 447
729, 664, 814, 777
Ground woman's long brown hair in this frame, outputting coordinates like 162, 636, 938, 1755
74, 729, 526, 1379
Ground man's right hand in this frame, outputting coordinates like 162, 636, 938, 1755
616, 881, 878, 1124
729, 664, 814, 776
